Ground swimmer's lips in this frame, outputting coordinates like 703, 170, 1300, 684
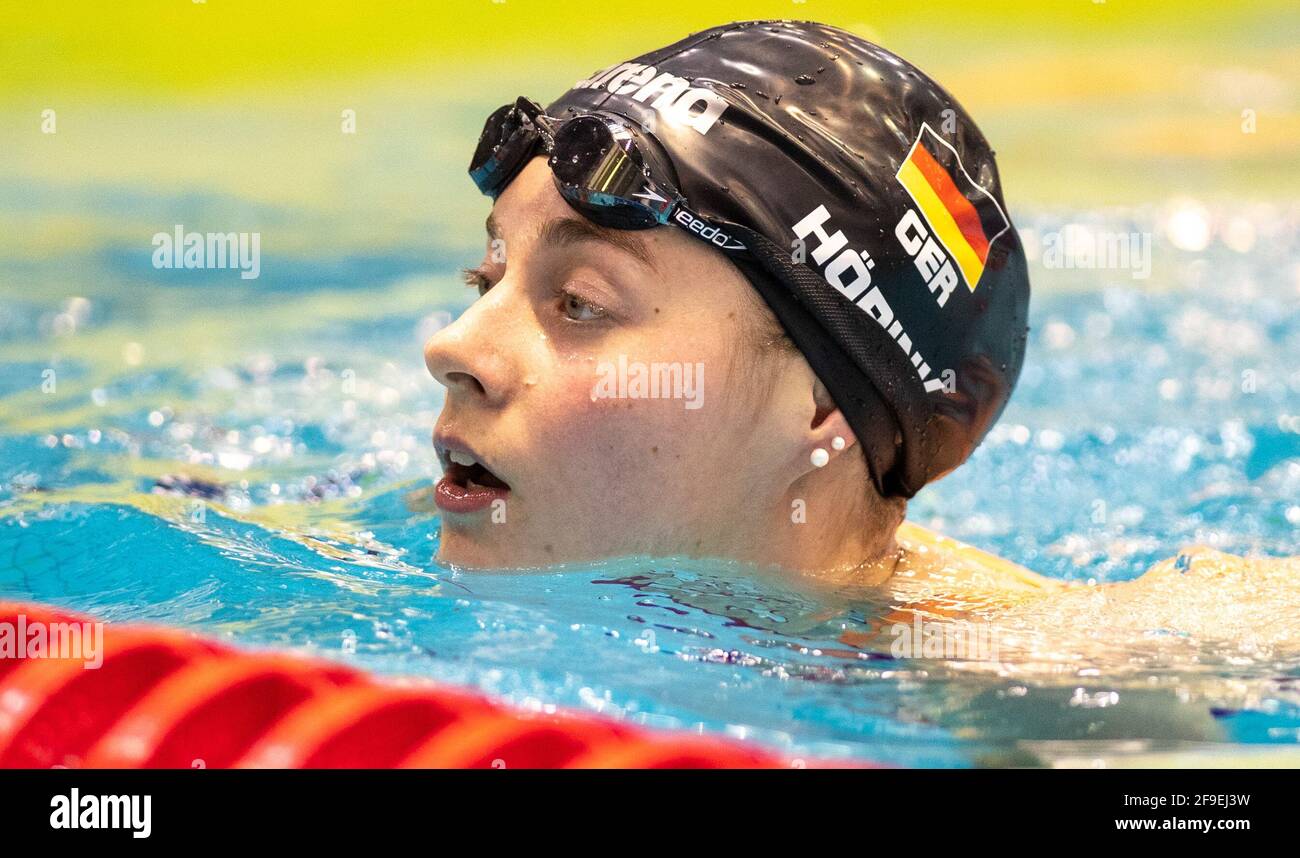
433, 444, 511, 514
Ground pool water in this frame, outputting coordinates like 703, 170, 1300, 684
2, 202, 1299, 767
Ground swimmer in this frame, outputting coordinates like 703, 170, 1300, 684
422, 20, 1298, 638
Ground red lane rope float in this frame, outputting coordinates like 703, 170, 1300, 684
0, 629, 219, 768
0, 602, 807, 769
83, 656, 360, 768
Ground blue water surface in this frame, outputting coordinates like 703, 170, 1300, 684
2, 204, 1298, 766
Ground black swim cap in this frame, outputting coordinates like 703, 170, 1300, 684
544, 20, 1030, 498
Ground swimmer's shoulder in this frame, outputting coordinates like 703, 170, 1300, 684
892, 520, 1068, 595
1128, 544, 1300, 591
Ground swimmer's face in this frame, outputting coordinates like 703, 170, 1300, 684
424, 157, 836, 569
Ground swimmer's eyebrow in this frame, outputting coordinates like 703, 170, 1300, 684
540, 216, 662, 276
483, 213, 659, 275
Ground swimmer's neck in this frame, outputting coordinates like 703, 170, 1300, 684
786, 536, 902, 587
739, 516, 902, 586
738, 467, 907, 585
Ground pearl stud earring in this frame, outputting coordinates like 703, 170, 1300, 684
831, 436, 846, 451
810, 448, 830, 468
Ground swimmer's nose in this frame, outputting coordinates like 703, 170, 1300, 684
423, 305, 509, 405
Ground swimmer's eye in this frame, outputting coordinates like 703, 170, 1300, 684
558, 287, 607, 323
461, 267, 492, 297
462, 268, 607, 322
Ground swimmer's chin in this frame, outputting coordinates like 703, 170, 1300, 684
436, 541, 755, 577
435, 542, 630, 573
434, 528, 567, 572
436, 530, 809, 580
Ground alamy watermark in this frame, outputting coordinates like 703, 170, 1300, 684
1040, 225, 1152, 280
889, 615, 1000, 661
50, 788, 150, 839
0, 614, 104, 669
151, 224, 261, 280
592, 354, 704, 410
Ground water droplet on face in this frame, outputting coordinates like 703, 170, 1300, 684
794, 74, 815, 85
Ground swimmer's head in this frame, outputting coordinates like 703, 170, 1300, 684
425, 20, 1029, 571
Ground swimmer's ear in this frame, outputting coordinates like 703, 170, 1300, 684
807, 378, 857, 457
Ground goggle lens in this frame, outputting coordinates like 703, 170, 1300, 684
549, 116, 665, 230
467, 98, 742, 252
469, 99, 547, 198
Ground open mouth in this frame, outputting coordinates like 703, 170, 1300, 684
443, 459, 510, 492
434, 444, 512, 514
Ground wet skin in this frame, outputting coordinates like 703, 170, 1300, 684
424, 157, 876, 573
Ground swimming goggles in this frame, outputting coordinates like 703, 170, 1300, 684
468, 96, 748, 254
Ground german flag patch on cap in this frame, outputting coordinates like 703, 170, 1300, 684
895, 123, 1010, 292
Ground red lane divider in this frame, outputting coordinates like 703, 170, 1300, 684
0, 602, 817, 769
